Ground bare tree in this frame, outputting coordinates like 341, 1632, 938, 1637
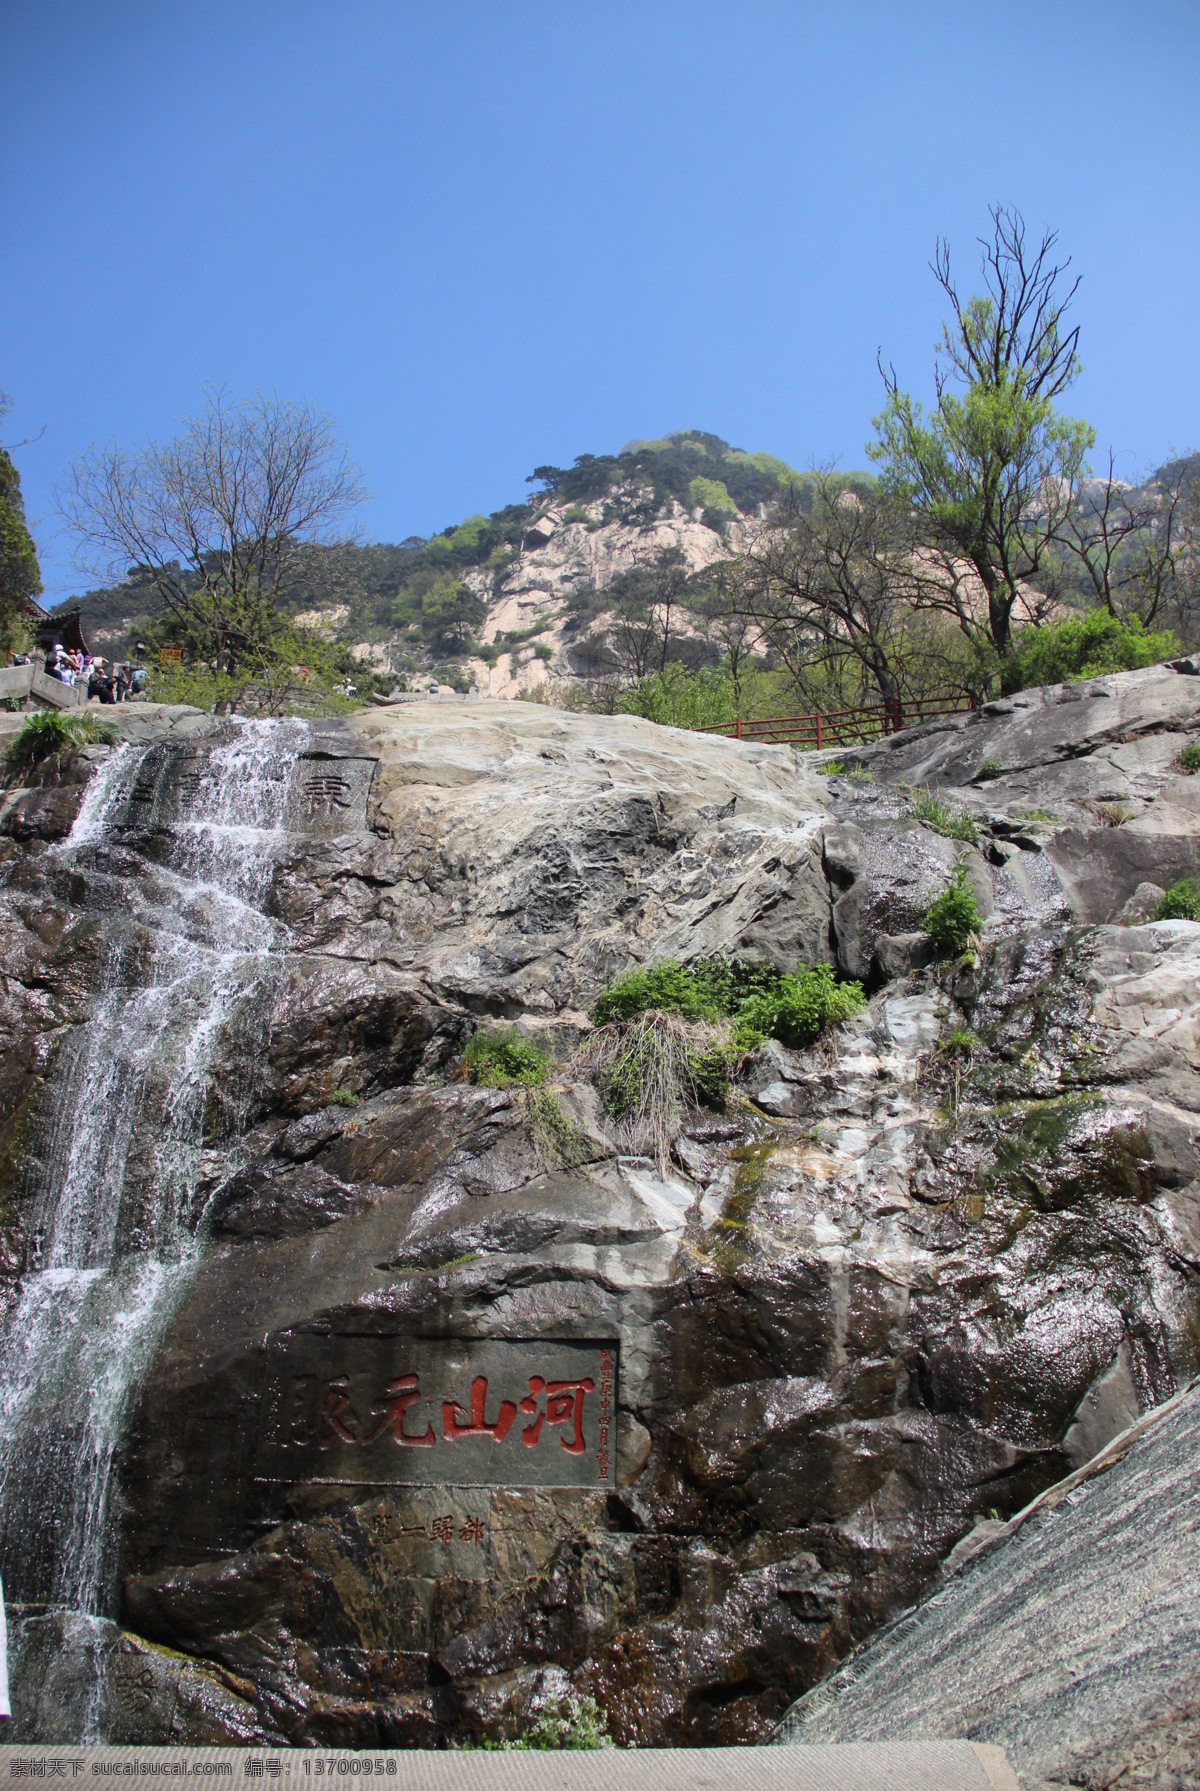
1061, 452, 1199, 636
648, 545, 690, 672
736, 475, 948, 712
606, 573, 660, 681
57, 384, 366, 673
604, 546, 693, 680
697, 562, 759, 703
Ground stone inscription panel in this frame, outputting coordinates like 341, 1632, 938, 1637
258, 1336, 617, 1490
286, 757, 376, 833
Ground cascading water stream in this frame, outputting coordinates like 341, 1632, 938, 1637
0, 720, 306, 1656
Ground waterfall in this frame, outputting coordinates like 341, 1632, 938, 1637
0, 721, 306, 1653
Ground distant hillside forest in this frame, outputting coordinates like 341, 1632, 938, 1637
55, 431, 806, 667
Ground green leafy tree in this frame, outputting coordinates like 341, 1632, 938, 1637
871, 207, 1095, 658
418, 571, 486, 654
0, 401, 43, 655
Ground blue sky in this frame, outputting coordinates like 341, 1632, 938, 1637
4, 0, 1199, 604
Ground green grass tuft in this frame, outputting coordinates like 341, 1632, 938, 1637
592, 956, 864, 1050
7, 709, 120, 768
477, 1692, 613, 1751
464, 1028, 551, 1088
1177, 742, 1200, 774
905, 784, 980, 844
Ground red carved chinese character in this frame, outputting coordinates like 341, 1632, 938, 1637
520, 1375, 546, 1447
546, 1377, 594, 1455
366, 1373, 435, 1447
442, 1374, 517, 1443
458, 1516, 486, 1544
318, 1376, 360, 1448
429, 1515, 454, 1545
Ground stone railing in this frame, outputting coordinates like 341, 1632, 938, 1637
0, 665, 88, 711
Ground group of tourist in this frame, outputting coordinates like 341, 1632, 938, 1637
31, 644, 146, 701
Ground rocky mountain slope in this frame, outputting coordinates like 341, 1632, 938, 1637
59, 433, 798, 697
2, 660, 1199, 1751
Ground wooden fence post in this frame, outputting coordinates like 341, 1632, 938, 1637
735, 717, 742, 740
815, 712, 822, 750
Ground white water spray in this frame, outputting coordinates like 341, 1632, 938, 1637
0, 721, 306, 1638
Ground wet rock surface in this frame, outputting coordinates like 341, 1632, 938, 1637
774, 1383, 1200, 1789
1, 682, 1198, 1750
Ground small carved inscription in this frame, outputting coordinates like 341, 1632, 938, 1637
259, 1337, 618, 1489
287, 758, 376, 833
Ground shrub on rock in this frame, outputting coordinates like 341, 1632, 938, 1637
923, 861, 984, 956
1156, 879, 1200, 921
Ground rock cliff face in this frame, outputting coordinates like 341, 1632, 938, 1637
2, 667, 1199, 1749
466, 500, 741, 698
774, 1382, 1200, 1789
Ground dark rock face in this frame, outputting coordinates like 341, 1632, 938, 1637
774, 1384, 1200, 1789
2, 688, 1199, 1749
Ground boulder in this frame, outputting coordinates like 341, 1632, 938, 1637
774, 1383, 1200, 1788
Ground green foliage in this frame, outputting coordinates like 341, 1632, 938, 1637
0, 440, 42, 656
869, 208, 1094, 656
906, 785, 980, 844
734, 963, 866, 1050
531, 432, 804, 519
7, 709, 119, 768
1155, 879, 1200, 921
616, 664, 739, 730
464, 1028, 551, 1088
592, 956, 864, 1050
581, 958, 864, 1159
328, 1089, 359, 1108
482, 1692, 613, 1751
1004, 611, 1177, 692
593, 960, 724, 1025
820, 760, 847, 776
143, 584, 368, 715
391, 568, 487, 657
976, 757, 1003, 781
687, 475, 736, 520
938, 1023, 979, 1059
922, 861, 984, 956
1179, 742, 1200, 774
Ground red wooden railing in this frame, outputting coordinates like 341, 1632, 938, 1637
694, 694, 978, 748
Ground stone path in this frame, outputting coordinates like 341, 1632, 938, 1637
0, 1743, 1019, 1791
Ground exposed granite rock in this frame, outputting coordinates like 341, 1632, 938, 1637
825, 660, 1200, 929
774, 1383, 1200, 1790
1, 682, 1198, 1750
